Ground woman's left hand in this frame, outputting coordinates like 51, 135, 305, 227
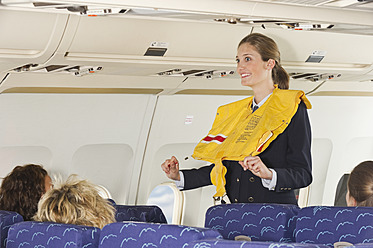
239, 156, 273, 180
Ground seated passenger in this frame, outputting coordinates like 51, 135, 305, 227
346, 160, 373, 207
0, 164, 52, 221
34, 175, 115, 228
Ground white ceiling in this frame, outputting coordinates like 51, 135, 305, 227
2, 0, 371, 35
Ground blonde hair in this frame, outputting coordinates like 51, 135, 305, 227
35, 175, 115, 229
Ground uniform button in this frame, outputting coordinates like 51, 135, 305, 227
280, 188, 284, 190
249, 177, 255, 183
235, 199, 238, 202
236, 178, 240, 182
248, 197, 254, 202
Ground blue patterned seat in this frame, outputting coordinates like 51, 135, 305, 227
351, 243, 373, 248
205, 203, 300, 242
0, 210, 23, 248
6, 221, 100, 248
295, 206, 373, 246
99, 221, 222, 248
187, 239, 330, 247
115, 205, 167, 223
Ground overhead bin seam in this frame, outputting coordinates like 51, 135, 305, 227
0, 73, 10, 87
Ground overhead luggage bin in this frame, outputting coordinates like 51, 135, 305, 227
0, 8, 68, 73
51, 14, 372, 82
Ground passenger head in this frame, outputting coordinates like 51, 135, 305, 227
238, 33, 289, 89
35, 175, 115, 228
346, 160, 373, 207
0, 164, 51, 221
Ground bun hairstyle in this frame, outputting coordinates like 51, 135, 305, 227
347, 160, 373, 207
238, 33, 289, 89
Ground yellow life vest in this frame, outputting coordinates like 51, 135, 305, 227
192, 87, 311, 197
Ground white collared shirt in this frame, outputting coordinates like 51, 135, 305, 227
252, 92, 272, 109
252, 92, 277, 190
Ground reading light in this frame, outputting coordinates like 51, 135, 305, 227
227, 18, 237, 24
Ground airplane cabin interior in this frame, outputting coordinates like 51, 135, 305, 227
0, 0, 372, 247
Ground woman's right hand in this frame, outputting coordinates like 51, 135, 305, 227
161, 156, 180, 181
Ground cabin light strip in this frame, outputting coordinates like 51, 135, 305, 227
65, 53, 235, 67
283, 62, 370, 72
1, 87, 163, 94
65, 53, 370, 72
0, 49, 40, 56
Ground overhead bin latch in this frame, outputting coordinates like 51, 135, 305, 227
12, 64, 39, 72
156, 69, 235, 79
73, 66, 103, 77
80, 8, 129, 17
11, 65, 103, 77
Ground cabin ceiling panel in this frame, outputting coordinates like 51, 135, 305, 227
2, 0, 372, 33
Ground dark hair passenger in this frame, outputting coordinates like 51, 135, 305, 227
346, 160, 373, 207
0, 164, 52, 220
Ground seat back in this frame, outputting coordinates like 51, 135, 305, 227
205, 203, 300, 242
99, 221, 222, 248
0, 210, 23, 248
6, 221, 100, 248
115, 205, 167, 223
187, 239, 330, 247
295, 206, 373, 246
351, 243, 373, 248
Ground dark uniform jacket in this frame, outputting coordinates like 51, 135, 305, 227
181, 101, 312, 205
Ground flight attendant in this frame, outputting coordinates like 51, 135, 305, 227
161, 33, 312, 205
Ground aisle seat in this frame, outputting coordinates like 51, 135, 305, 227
114, 205, 167, 223
6, 221, 100, 248
205, 203, 300, 242
99, 221, 222, 248
187, 239, 330, 247
0, 210, 23, 248
295, 206, 373, 246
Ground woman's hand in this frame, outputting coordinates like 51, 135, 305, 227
239, 156, 273, 180
161, 156, 180, 180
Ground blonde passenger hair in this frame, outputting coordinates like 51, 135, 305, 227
35, 175, 115, 229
